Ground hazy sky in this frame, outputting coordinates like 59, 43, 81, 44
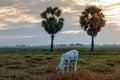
0, 0, 120, 46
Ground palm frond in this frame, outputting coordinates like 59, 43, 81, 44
40, 6, 64, 34
79, 5, 106, 37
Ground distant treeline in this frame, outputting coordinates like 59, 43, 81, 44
0, 47, 120, 54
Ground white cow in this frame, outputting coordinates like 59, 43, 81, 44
56, 50, 79, 73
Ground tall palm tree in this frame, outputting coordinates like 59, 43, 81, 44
79, 5, 106, 51
40, 6, 64, 52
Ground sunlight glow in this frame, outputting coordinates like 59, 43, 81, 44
62, 7, 78, 13
76, 0, 88, 5
89, 0, 120, 6
0, 23, 8, 30
113, 26, 120, 31
62, 30, 83, 34
0, 35, 34, 41
103, 9, 120, 16
100, 0, 120, 6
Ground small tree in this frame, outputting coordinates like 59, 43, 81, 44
40, 6, 64, 52
79, 5, 105, 51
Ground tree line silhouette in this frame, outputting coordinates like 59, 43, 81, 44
40, 5, 106, 52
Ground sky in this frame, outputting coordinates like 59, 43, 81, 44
0, 0, 120, 46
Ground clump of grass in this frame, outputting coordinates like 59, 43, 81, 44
25, 55, 47, 64
27, 64, 57, 75
25, 59, 40, 64
0, 71, 32, 80
45, 56, 54, 60
42, 71, 119, 80
45, 65, 57, 73
87, 64, 115, 73
106, 58, 120, 64
27, 68, 43, 75
6, 65, 28, 70
105, 62, 115, 67
10, 73, 32, 80
24, 55, 31, 58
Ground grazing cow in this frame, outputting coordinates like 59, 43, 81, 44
56, 50, 79, 73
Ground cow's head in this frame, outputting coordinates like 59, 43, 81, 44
56, 65, 64, 73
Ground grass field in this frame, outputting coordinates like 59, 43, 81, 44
0, 47, 120, 80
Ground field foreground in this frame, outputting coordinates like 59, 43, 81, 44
0, 47, 120, 80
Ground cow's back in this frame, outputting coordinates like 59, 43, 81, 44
66, 50, 79, 61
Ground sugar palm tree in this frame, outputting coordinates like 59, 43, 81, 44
40, 6, 64, 52
80, 5, 105, 51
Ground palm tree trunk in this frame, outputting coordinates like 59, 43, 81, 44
50, 34, 54, 52
91, 36, 94, 51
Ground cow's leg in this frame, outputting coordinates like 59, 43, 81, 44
74, 59, 78, 72
62, 65, 66, 73
65, 60, 70, 72
66, 65, 69, 72
62, 70, 64, 73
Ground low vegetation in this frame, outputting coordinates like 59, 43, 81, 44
0, 47, 120, 80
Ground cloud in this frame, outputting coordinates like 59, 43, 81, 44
87, 0, 120, 26
0, 23, 8, 30
103, 8, 120, 26
62, 30, 83, 34
0, 0, 88, 31
62, 7, 79, 14
114, 28, 120, 31
0, 6, 42, 31
1, 0, 120, 28
0, 35, 35, 41
0, 0, 120, 33
112, 26, 120, 31
0, 6, 42, 23
89, 0, 120, 6
0, 0, 16, 6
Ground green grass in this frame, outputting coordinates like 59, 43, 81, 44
0, 47, 120, 80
